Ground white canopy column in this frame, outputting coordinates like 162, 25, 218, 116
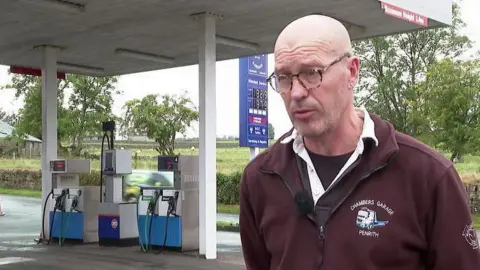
40, 45, 59, 240
194, 12, 218, 259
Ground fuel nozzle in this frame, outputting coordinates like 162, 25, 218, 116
71, 196, 79, 210
54, 189, 67, 211
67, 189, 81, 211
167, 191, 179, 216
147, 190, 160, 215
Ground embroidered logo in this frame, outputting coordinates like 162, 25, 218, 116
462, 223, 479, 250
351, 199, 394, 238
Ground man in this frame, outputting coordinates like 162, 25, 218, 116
239, 15, 480, 270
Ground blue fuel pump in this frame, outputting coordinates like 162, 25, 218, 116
46, 159, 100, 245
136, 155, 199, 253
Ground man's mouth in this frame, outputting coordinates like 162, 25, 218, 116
293, 110, 314, 120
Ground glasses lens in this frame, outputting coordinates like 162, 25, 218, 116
299, 70, 322, 88
275, 75, 291, 93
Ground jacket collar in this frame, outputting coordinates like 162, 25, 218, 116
280, 107, 378, 156
260, 110, 399, 175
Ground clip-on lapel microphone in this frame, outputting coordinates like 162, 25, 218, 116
294, 189, 315, 216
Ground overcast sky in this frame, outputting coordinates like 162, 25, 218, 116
0, 0, 478, 139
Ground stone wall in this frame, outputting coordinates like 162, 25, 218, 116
466, 183, 480, 214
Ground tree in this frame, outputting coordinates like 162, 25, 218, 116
417, 58, 480, 161
268, 123, 275, 140
122, 92, 199, 155
2, 73, 120, 155
2, 74, 69, 152
64, 75, 120, 155
0, 109, 17, 126
353, 3, 472, 139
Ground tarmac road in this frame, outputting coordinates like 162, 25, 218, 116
0, 196, 41, 241
0, 195, 246, 269
0, 195, 241, 252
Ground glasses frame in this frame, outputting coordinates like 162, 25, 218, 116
267, 52, 351, 94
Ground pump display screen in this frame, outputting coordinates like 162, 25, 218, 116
156, 171, 175, 187
51, 160, 66, 172
158, 156, 179, 171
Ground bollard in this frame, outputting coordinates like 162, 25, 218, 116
0, 195, 5, 216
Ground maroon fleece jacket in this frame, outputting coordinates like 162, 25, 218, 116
240, 114, 480, 270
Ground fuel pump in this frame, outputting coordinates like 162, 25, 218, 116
97, 120, 137, 246
137, 155, 199, 253
45, 159, 100, 245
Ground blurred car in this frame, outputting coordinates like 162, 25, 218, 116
122, 170, 174, 202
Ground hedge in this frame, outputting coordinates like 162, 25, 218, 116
0, 169, 241, 205
82, 153, 157, 160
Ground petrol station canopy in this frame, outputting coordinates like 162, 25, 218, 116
0, 0, 452, 77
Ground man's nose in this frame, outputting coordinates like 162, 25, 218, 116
290, 77, 308, 100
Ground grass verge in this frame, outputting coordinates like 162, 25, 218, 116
217, 204, 240, 214
0, 188, 41, 198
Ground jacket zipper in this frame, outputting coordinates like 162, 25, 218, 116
317, 162, 391, 270
319, 225, 325, 239
314, 157, 362, 241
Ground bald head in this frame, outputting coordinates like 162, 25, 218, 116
272, 15, 361, 145
274, 15, 352, 58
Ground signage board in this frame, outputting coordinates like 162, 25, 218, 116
239, 54, 269, 148
379, 0, 452, 26
380, 1, 428, 26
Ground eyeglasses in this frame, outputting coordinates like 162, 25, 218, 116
267, 52, 351, 94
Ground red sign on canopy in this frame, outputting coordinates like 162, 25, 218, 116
9, 66, 66, 80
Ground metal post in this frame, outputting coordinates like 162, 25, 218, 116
249, 147, 260, 160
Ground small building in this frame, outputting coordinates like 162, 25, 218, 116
0, 120, 42, 158
126, 135, 154, 142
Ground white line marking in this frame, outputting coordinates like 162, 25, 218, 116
0, 257, 36, 265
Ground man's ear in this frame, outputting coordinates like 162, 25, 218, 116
348, 56, 360, 91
